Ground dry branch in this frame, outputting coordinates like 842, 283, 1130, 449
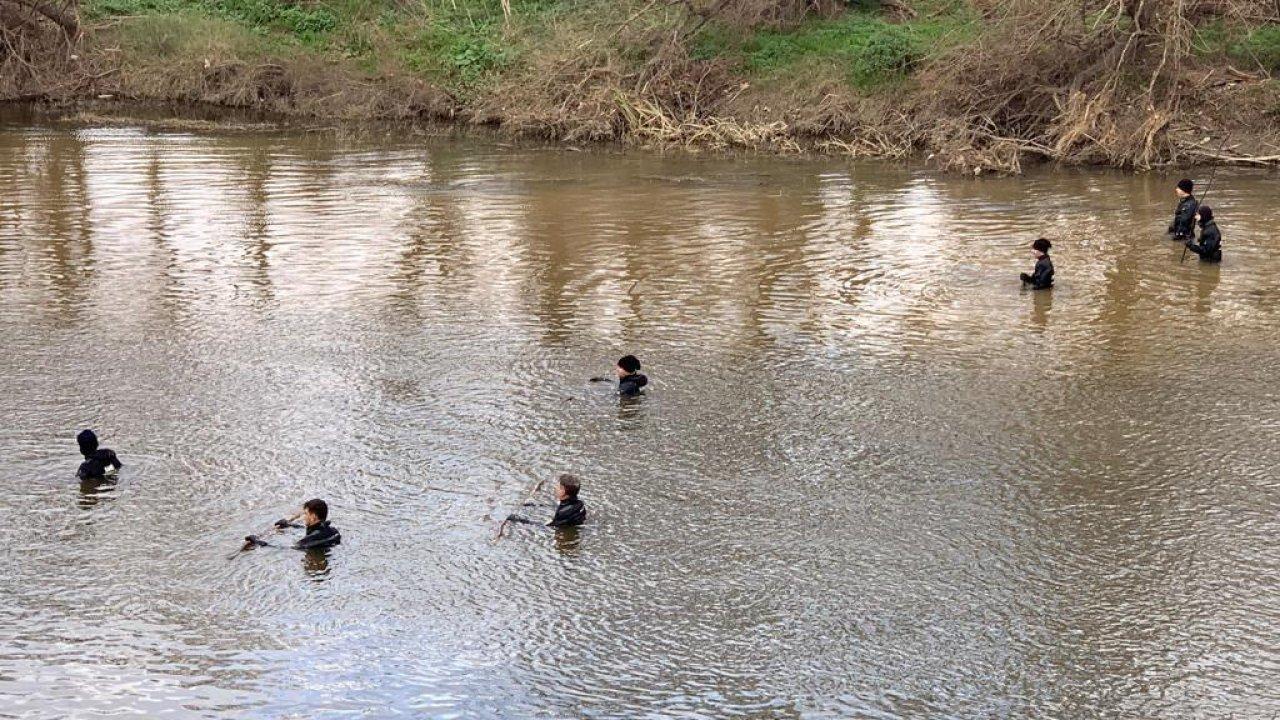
1, 0, 77, 37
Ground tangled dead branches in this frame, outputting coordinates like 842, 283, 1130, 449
912, 0, 1278, 171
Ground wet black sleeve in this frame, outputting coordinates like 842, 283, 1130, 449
505, 514, 539, 525
107, 450, 122, 470
547, 502, 586, 528
1201, 227, 1221, 255
619, 374, 648, 396
294, 530, 341, 550
1027, 258, 1053, 289
1172, 198, 1198, 236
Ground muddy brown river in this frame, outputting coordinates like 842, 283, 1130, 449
1, 114, 1278, 719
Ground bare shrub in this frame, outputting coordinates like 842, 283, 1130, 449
911, 0, 1279, 170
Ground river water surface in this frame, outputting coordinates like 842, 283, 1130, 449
1, 115, 1278, 719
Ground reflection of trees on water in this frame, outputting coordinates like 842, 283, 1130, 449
144, 141, 187, 321
233, 142, 276, 307
37, 130, 94, 326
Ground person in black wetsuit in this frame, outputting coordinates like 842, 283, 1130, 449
507, 474, 587, 529
1019, 238, 1054, 290
1168, 178, 1199, 241
1184, 205, 1223, 263
76, 429, 122, 479
246, 498, 341, 550
616, 355, 648, 397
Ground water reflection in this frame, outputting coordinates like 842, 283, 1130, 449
1192, 263, 1221, 314
553, 527, 582, 557
0, 118, 1278, 719
77, 476, 117, 510
302, 550, 331, 581
1030, 286, 1053, 329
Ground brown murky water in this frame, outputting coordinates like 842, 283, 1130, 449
2, 113, 1279, 719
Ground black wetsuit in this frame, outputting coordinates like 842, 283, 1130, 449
1020, 255, 1054, 290
548, 497, 587, 528
270, 520, 342, 549
1169, 195, 1199, 240
78, 449, 122, 479
1185, 219, 1222, 263
296, 521, 341, 549
508, 498, 587, 528
619, 373, 648, 397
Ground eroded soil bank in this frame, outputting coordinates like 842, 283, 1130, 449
3, 0, 1280, 172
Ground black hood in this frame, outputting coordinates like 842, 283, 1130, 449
77, 429, 98, 457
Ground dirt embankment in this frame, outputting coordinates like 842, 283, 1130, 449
3, 0, 1279, 172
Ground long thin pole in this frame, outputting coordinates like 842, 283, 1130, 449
1182, 152, 1225, 263
493, 476, 549, 542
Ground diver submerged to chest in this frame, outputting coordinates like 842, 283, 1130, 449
1183, 206, 1223, 263
1168, 178, 1199, 242
244, 498, 342, 551
505, 474, 587, 529
1019, 238, 1054, 290
76, 429, 122, 479
591, 354, 649, 396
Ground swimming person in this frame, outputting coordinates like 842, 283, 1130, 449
1184, 206, 1223, 263
506, 474, 587, 529
76, 429, 122, 480
246, 498, 342, 550
1168, 178, 1199, 241
1019, 238, 1055, 290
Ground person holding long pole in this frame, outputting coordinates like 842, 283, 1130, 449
1183, 206, 1223, 263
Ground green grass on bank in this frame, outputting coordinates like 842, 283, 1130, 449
78, 0, 1270, 103
692, 0, 975, 90
83, 0, 976, 95
1194, 20, 1280, 73
84, 0, 569, 91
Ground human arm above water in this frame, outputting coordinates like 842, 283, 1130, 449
1021, 257, 1053, 289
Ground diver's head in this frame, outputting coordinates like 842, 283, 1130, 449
76, 429, 99, 458
302, 498, 329, 527
556, 474, 580, 502
616, 355, 641, 378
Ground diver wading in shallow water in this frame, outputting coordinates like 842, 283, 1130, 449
1020, 238, 1054, 290
76, 429, 122, 480
1168, 179, 1199, 242
592, 354, 648, 396
506, 474, 587, 529
1183, 206, 1223, 263
244, 498, 342, 550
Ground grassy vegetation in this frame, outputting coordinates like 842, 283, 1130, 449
85, 0, 531, 88
1230, 25, 1280, 73
1193, 19, 1280, 74
81, 0, 977, 94
691, 3, 973, 89
10, 0, 1275, 168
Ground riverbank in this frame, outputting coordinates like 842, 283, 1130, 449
3, 0, 1279, 172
